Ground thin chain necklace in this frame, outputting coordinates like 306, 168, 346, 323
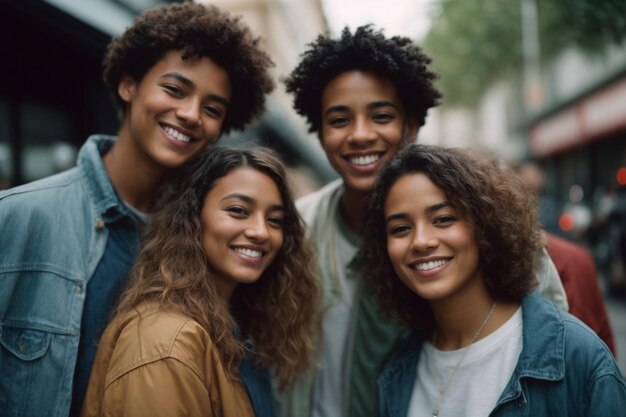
430, 301, 497, 417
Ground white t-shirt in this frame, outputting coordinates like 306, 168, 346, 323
408, 307, 523, 417
311, 221, 360, 417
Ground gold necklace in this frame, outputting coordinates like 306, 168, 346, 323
431, 301, 497, 417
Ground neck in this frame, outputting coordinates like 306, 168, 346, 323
431, 296, 496, 350
431, 294, 520, 351
104, 124, 171, 212
340, 187, 367, 235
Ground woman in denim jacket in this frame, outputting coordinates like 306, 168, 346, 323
363, 144, 626, 417
81, 147, 319, 417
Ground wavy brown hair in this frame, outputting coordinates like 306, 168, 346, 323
114, 147, 319, 389
102, 2, 274, 133
363, 144, 543, 336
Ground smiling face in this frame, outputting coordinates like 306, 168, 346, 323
320, 71, 417, 196
384, 173, 483, 303
200, 167, 285, 299
118, 50, 231, 169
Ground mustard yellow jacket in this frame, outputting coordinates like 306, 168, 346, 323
81, 304, 254, 417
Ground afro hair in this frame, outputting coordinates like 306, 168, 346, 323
102, 2, 274, 133
285, 24, 441, 133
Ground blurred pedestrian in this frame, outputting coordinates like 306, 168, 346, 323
365, 144, 626, 417
515, 160, 616, 353
0, 3, 274, 416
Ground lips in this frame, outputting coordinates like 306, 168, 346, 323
161, 123, 196, 145
344, 152, 385, 169
410, 258, 450, 271
348, 153, 381, 166
232, 246, 264, 258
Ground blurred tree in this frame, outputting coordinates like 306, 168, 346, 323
423, 0, 626, 106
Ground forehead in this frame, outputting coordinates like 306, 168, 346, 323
141, 50, 231, 98
205, 167, 281, 204
385, 173, 447, 212
321, 70, 403, 110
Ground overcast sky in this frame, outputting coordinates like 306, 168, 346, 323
321, 0, 435, 40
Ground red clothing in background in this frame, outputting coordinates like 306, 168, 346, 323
546, 232, 616, 355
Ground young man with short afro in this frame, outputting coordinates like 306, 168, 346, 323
0, 3, 274, 416
277, 25, 568, 417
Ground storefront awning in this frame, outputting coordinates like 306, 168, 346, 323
530, 76, 626, 157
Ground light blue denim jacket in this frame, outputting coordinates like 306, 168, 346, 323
378, 293, 626, 417
0, 135, 120, 417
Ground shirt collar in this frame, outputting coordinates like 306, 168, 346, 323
77, 134, 131, 224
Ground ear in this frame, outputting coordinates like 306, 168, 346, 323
405, 117, 419, 140
118, 75, 137, 103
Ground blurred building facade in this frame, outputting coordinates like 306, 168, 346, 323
200, 0, 337, 196
422, 38, 626, 295
424, 39, 626, 216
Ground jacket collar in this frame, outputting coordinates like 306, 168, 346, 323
77, 134, 129, 224
379, 294, 567, 413
496, 293, 566, 404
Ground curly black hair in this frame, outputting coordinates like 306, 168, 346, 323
102, 2, 274, 133
363, 144, 542, 335
284, 24, 442, 134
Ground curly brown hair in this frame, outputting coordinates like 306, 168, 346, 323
114, 146, 319, 389
284, 24, 441, 133
102, 2, 274, 133
363, 144, 542, 335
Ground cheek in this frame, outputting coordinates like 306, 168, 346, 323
386, 239, 404, 266
320, 130, 342, 152
272, 230, 285, 254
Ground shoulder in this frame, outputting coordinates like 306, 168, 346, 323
0, 168, 91, 242
531, 295, 618, 375
0, 168, 84, 206
296, 179, 343, 225
104, 306, 215, 384
561, 312, 616, 366
545, 233, 594, 271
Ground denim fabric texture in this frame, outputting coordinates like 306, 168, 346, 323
70, 215, 141, 416
0, 135, 133, 417
378, 293, 626, 417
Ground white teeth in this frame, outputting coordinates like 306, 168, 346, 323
163, 126, 191, 143
349, 154, 380, 166
413, 259, 447, 271
234, 247, 263, 258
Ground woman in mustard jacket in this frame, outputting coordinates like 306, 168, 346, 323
81, 147, 319, 417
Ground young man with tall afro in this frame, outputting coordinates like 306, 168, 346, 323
0, 3, 274, 416
277, 24, 568, 417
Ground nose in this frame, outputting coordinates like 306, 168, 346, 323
176, 98, 201, 126
348, 117, 376, 144
410, 225, 438, 253
244, 216, 270, 242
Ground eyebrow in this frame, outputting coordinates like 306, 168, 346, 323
221, 193, 286, 212
385, 201, 452, 224
162, 72, 229, 106
323, 100, 399, 117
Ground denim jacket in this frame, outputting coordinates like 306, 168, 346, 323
378, 293, 626, 417
0, 135, 122, 417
